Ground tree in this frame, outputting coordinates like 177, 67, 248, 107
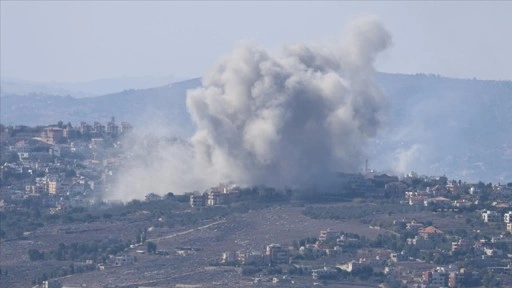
28, 249, 45, 261
147, 241, 157, 254
352, 265, 373, 281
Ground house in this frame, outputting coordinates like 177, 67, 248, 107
407, 236, 433, 249
207, 189, 224, 206
449, 269, 470, 288
112, 254, 135, 266
507, 223, 512, 233
409, 196, 427, 206
424, 196, 451, 207
299, 244, 322, 257
221, 251, 236, 263
236, 250, 262, 264
336, 234, 359, 246
312, 267, 338, 279
41, 127, 64, 144
266, 244, 289, 264
482, 210, 500, 222
427, 270, 448, 287
406, 220, 425, 232
418, 226, 444, 239
319, 228, 339, 242
504, 211, 512, 223
453, 199, 472, 208
390, 252, 407, 262
451, 239, 472, 252
189, 193, 206, 207
337, 260, 363, 272
483, 246, 503, 256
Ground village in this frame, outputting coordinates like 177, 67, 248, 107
1, 121, 512, 287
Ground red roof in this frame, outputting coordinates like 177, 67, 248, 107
419, 226, 444, 234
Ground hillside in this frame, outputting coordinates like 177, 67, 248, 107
0, 75, 178, 98
1, 73, 511, 183
0, 78, 200, 138
371, 73, 512, 183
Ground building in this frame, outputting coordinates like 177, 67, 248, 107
112, 254, 135, 266
207, 189, 224, 206
507, 223, 512, 233
236, 250, 262, 264
312, 267, 338, 279
80, 121, 93, 135
221, 251, 236, 263
63, 124, 78, 139
337, 260, 362, 272
407, 236, 433, 249
90, 138, 105, 148
424, 196, 452, 207
449, 269, 468, 288
266, 244, 289, 264
409, 196, 428, 206
93, 122, 106, 134
106, 117, 119, 138
319, 228, 339, 242
423, 269, 448, 288
41, 127, 64, 144
336, 234, 359, 246
504, 211, 512, 223
418, 226, 444, 239
406, 220, 425, 232
190, 193, 206, 207
48, 177, 59, 195
41, 280, 63, 288
390, 252, 407, 262
482, 210, 500, 223
451, 239, 472, 252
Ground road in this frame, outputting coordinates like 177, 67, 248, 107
148, 220, 227, 242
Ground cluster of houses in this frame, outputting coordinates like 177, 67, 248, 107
189, 184, 241, 207
219, 228, 378, 279
404, 181, 512, 208
0, 120, 132, 214
215, 226, 475, 287
419, 266, 473, 288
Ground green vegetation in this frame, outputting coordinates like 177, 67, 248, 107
146, 241, 157, 254
302, 203, 419, 221
28, 238, 130, 262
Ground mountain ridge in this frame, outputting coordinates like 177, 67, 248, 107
1, 73, 511, 183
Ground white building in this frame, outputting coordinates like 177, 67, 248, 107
504, 211, 512, 223
482, 210, 500, 223
222, 251, 236, 263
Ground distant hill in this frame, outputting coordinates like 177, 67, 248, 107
0, 78, 200, 137
1, 73, 511, 183
0, 75, 179, 98
371, 73, 512, 183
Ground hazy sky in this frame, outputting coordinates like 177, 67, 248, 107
1, 1, 511, 83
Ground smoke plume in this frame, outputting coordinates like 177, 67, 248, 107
109, 16, 392, 200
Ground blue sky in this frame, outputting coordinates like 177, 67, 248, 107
1, 1, 511, 82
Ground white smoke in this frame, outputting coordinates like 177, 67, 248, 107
109, 15, 392, 200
